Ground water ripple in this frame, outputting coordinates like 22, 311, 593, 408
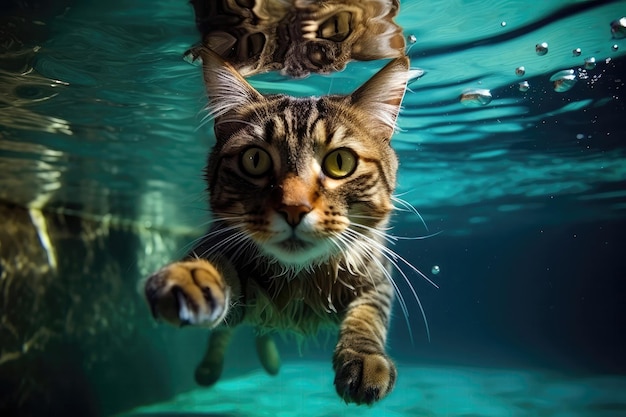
0, 0, 625, 233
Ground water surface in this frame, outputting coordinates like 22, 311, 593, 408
1, 1, 625, 416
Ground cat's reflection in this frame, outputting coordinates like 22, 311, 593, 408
188, 0, 405, 77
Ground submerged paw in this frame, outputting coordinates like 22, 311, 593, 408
144, 260, 229, 327
333, 349, 396, 405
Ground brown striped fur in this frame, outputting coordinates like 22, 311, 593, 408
144, 48, 410, 405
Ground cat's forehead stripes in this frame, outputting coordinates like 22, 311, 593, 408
263, 116, 283, 144
261, 98, 345, 147
257, 98, 319, 139
322, 124, 350, 146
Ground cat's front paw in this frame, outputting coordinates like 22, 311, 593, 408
144, 259, 229, 327
333, 348, 396, 405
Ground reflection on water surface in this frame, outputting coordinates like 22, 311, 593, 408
1, 1, 626, 416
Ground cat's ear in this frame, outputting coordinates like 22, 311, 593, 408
349, 56, 410, 139
199, 48, 264, 118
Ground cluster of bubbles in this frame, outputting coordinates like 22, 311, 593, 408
458, 16, 624, 104
526, 41, 591, 93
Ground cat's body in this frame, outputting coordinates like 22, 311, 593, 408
144, 48, 410, 405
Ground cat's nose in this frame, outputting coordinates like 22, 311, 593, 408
275, 174, 314, 227
278, 204, 312, 227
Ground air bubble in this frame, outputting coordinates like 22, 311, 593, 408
610, 17, 626, 39
612, 44, 619, 51
183, 47, 202, 66
407, 34, 417, 44
572, 48, 582, 56
500, 21, 507, 27
518, 81, 530, 92
584, 57, 596, 70
515, 66, 525, 76
431, 265, 440, 275
535, 42, 548, 56
550, 69, 578, 92
460, 88, 492, 106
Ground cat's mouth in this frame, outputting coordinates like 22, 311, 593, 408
276, 237, 312, 252
261, 233, 331, 266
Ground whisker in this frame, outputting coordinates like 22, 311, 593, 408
350, 222, 398, 244
344, 227, 436, 342
347, 227, 438, 289
228, 231, 259, 263
391, 194, 429, 232
215, 118, 260, 130
336, 232, 407, 315
342, 231, 415, 345
332, 233, 371, 285
352, 221, 442, 241
196, 228, 248, 259
349, 214, 395, 230
178, 218, 244, 254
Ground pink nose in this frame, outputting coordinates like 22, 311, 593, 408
278, 204, 312, 226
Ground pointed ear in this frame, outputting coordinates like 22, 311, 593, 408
350, 56, 409, 139
199, 47, 264, 119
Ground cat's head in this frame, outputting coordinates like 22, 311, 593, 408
191, 0, 405, 78
200, 48, 409, 270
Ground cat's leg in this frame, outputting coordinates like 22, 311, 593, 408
145, 257, 242, 387
195, 327, 233, 386
144, 258, 240, 328
255, 332, 281, 375
332, 286, 396, 405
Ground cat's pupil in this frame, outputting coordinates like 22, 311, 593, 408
252, 150, 260, 167
336, 153, 343, 169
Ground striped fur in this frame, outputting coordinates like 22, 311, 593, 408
144, 48, 410, 405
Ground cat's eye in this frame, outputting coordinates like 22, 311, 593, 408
322, 148, 357, 179
240, 147, 272, 177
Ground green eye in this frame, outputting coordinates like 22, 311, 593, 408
240, 147, 272, 177
323, 148, 357, 179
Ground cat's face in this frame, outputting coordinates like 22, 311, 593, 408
200, 49, 409, 267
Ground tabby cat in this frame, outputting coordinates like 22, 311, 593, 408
189, 0, 405, 77
144, 48, 410, 405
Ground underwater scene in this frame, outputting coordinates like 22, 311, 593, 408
1, 0, 626, 416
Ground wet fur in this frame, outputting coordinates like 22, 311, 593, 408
144, 48, 410, 405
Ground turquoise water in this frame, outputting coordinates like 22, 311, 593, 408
2, 0, 625, 234
1, 0, 626, 416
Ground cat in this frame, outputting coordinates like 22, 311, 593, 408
144, 47, 410, 405
189, 0, 405, 77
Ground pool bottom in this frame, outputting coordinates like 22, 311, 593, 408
119, 361, 626, 417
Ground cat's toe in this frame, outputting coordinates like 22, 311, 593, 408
172, 283, 223, 326
144, 260, 228, 328
333, 350, 396, 405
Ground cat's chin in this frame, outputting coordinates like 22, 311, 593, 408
261, 237, 332, 268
